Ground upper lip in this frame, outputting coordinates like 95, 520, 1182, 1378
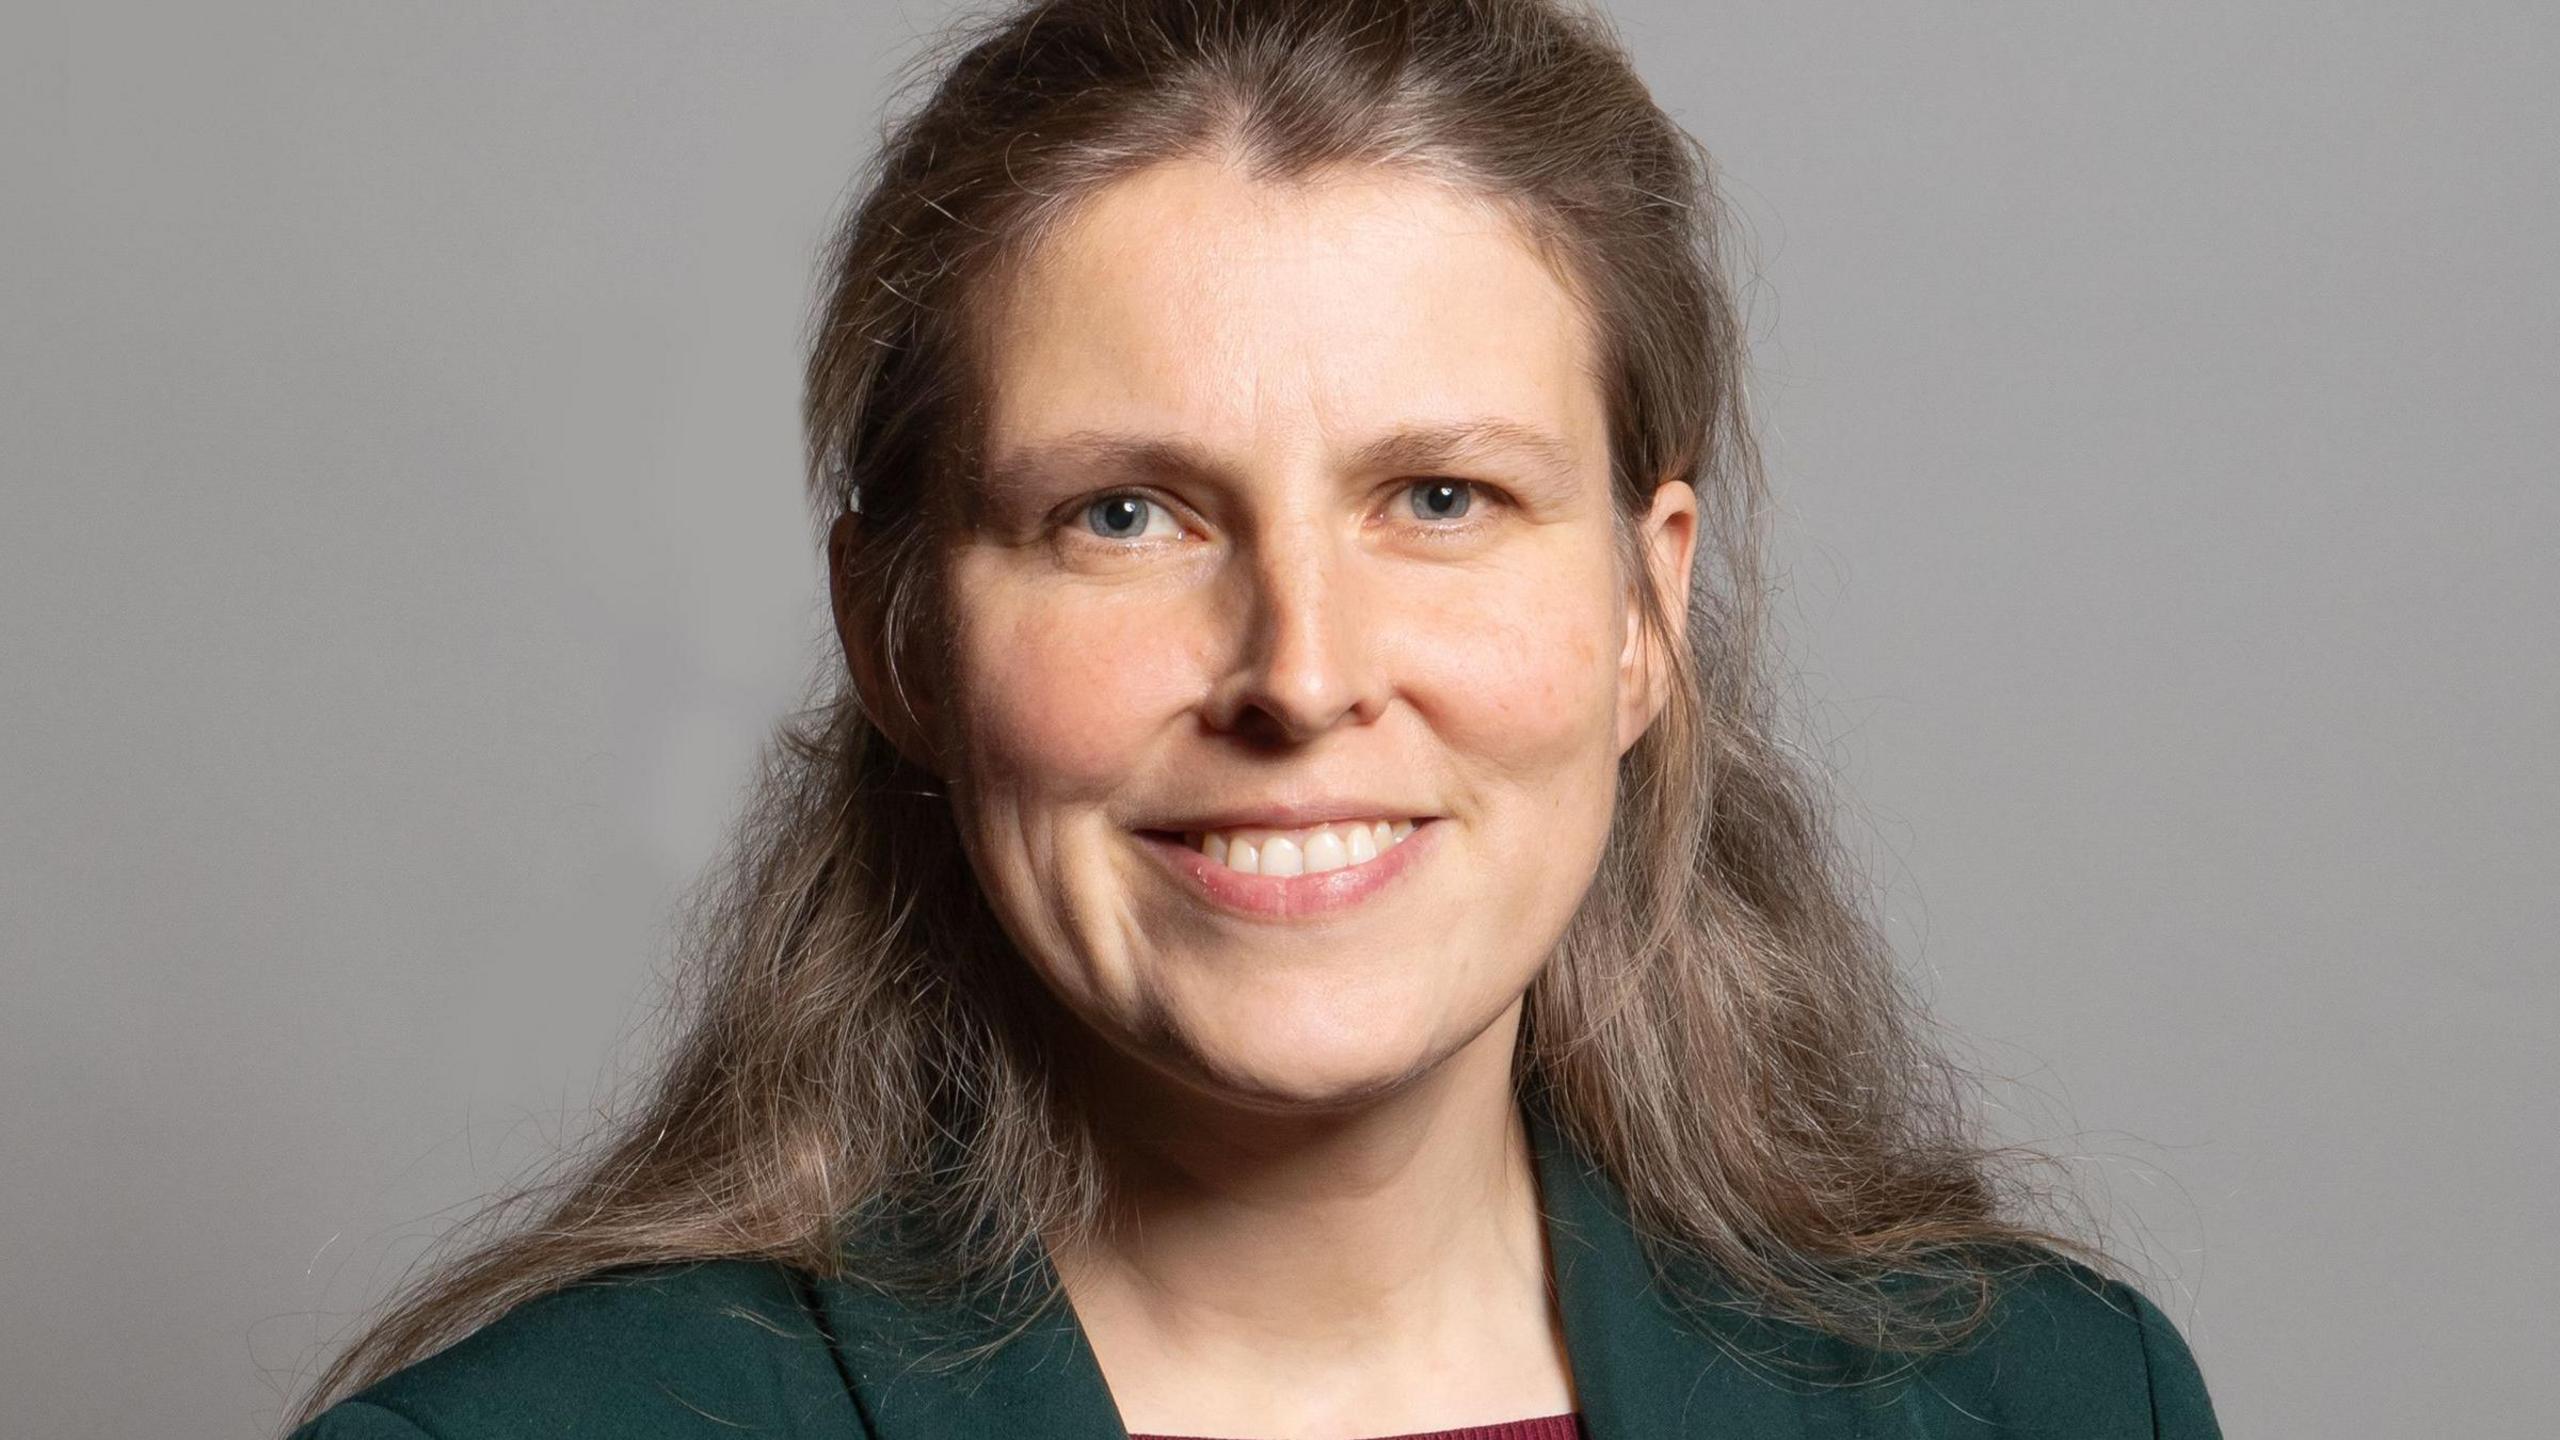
1138, 799, 1436, 833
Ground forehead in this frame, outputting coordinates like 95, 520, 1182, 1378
978, 158, 1606, 479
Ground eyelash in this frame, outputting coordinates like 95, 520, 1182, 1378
1065, 480, 1501, 547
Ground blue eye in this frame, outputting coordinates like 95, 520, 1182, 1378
1084, 493, 1174, 540
1408, 480, 1473, 521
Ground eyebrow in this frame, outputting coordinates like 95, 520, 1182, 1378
976, 417, 1587, 504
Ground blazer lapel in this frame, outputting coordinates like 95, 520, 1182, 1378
1527, 1105, 1817, 1440
816, 1246, 1127, 1440
818, 1105, 1820, 1440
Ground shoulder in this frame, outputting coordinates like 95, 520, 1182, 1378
289, 1258, 865, 1440
1873, 1246, 2223, 1438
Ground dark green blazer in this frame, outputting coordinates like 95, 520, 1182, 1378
292, 1110, 2221, 1439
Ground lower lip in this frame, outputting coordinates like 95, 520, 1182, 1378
1134, 820, 1441, 922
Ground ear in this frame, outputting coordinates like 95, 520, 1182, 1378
827, 510, 944, 775
1615, 479, 1699, 755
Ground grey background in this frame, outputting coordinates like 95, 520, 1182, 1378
4, 2, 2552, 1435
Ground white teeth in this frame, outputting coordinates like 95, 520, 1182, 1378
1184, 818, 1422, 876
1303, 830, 1347, 873
1261, 836, 1304, 876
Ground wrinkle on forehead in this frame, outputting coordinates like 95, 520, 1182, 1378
966, 156, 1611, 513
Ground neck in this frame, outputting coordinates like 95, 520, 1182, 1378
1049, 1001, 1574, 1435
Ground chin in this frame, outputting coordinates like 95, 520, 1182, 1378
1157, 1005, 1459, 1113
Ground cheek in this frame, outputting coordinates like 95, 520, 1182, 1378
1401, 563, 1620, 771
948, 587, 1198, 798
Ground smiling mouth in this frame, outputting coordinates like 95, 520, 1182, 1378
1140, 817, 1425, 877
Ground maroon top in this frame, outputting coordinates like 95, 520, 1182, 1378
1130, 1416, 1583, 1440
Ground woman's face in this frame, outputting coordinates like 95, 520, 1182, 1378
920, 158, 1695, 1113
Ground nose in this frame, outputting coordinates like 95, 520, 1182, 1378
1201, 526, 1389, 744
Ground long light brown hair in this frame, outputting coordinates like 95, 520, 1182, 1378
291, 0, 2111, 1424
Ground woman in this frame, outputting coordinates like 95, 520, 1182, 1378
288, 1, 2221, 1436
